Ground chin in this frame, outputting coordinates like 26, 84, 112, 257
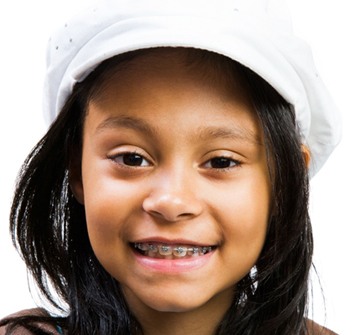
122, 279, 236, 316
144, 296, 206, 313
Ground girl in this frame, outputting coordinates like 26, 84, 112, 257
0, 0, 341, 334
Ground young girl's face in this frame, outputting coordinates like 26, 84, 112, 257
72, 50, 271, 317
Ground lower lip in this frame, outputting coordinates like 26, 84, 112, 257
133, 250, 215, 273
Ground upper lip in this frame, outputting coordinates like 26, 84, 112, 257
131, 237, 216, 247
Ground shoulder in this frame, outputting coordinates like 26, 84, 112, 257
0, 308, 61, 335
306, 320, 339, 335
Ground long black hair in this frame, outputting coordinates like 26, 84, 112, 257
1, 48, 312, 334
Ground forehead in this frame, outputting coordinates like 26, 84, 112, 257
83, 48, 263, 148
88, 48, 251, 106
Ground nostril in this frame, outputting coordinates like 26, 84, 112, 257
145, 209, 193, 222
178, 212, 193, 218
146, 210, 162, 218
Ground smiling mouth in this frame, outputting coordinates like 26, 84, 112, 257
132, 242, 215, 259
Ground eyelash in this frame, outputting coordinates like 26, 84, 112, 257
108, 152, 241, 171
202, 156, 242, 171
108, 151, 151, 168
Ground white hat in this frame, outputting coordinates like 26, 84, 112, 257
43, 0, 341, 176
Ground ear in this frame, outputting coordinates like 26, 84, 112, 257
301, 145, 311, 169
69, 158, 84, 205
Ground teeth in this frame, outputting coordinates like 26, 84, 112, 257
173, 246, 187, 257
148, 244, 158, 252
187, 247, 199, 256
134, 243, 213, 258
158, 245, 173, 256
136, 243, 151, 251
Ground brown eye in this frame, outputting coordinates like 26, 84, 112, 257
205, 157, 239, 169
123, 153, 144, 166
111, 153, 150, 167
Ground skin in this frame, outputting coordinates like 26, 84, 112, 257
71, 51, 272, 335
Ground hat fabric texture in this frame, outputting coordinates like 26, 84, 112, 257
43, 0, 341, 176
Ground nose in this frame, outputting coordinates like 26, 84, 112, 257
142, 172, 203, 222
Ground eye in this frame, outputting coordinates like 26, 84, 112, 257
203, 156, 240, 169
109, 152, 151, 167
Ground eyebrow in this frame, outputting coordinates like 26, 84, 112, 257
196, 126, 262, 145
95, 115, 261, 145
95, 116, 156, 137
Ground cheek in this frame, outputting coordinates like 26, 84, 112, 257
218, 170, 270, 224
81, 179, 145, 279
215, 170, 271, 266
81, 167, 142, 253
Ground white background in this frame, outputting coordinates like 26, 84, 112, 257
0, 1, 359, 334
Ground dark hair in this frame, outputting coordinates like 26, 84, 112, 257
1, 48, 312, 334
